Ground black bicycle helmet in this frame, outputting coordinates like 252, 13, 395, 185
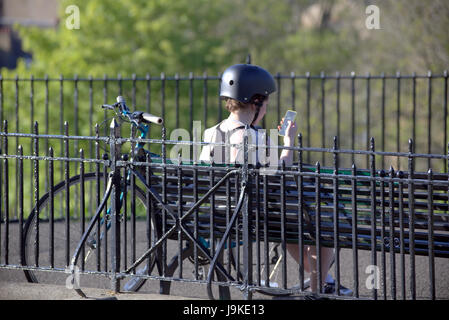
220, 64, 276, 104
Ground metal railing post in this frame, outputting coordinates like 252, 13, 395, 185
109, 117, 121, 293
242, 131, 253, 300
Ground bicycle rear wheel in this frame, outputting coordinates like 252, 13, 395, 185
22, 172, 159, 288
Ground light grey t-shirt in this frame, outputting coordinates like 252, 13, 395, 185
199, 117, 276, 166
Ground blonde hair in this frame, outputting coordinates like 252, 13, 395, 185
225, 94, 266, 113
225, 98, 247, 112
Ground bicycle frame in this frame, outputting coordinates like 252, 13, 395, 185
69, 96, 261, 300
83, 109, 154, 251
69, 98, 233, 298
69, 101, 158, 295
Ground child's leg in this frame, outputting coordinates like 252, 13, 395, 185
307, 246, 334, 293
286, 243, 311, 273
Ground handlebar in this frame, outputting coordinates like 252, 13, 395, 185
101, 104, 115, 110
141, 112, 163, 124
102, 96, 163, 125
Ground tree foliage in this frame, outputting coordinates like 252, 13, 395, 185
0, 0, 446, 77
4, 0, 364, 78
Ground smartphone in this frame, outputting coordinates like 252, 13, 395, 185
278, 110, 297, 136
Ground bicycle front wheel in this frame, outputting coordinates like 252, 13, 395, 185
22, 172, 160, 288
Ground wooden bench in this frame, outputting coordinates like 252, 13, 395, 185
122, 156, 449, 298
144, 161, 448, 251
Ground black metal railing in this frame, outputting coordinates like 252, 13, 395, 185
0, 71, 447, 166
0, 119, 448, 300
0, 71, 448, 300
0, 71, 447, 220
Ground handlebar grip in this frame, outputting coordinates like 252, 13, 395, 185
141, 112, 163, 125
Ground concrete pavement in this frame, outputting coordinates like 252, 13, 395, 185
0, 280, 200, 300
1, 221, 448, 300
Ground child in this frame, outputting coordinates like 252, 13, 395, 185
200, 63, 348, 296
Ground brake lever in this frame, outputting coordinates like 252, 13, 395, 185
128, 111, 143, 127
101, 104, 116, 110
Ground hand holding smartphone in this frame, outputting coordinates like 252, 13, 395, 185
278, 110, 297, 136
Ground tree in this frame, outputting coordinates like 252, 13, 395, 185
10, 0, 240, 77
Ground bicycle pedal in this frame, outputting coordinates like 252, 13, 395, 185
84, 249, 92, 262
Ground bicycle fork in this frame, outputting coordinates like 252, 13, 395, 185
69, 171, 115, 298
84, 185, 127, 261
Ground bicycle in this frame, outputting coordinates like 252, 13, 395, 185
22, 96, 247, 298
21, 96, 162, 287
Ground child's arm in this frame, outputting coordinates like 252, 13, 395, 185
279, 119, 297, 166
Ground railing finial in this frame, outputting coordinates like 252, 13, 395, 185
246, 54, 251, 64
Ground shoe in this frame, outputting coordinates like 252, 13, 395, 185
322, 281, 353, 296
